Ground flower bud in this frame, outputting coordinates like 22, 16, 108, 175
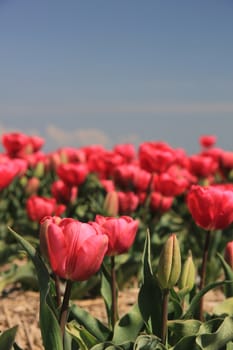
224, 241, 233, 270
103, 191, 119, 217
178, 250, 196, 292
157, 233, 181, 290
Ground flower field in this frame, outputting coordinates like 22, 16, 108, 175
0, 132, 233, 350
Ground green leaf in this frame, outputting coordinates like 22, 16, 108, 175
212, 297, 233, 316
138, 230, 163, 338
217, 253, 233, 298
69, 303, 111, 342
183, 280, 233, 319
101, 262, 119, 329
168, 319, 201, 341
196, 316, 233, 350
133, 334, 167, 349
91, 342, 131, 349
0, 326, 18, 350
66, 320, 99, 349
112, 302, 144, 344
8, 226, 63, 350
170, 335, 200, 350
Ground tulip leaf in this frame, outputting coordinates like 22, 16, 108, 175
8, 226, 63, 350
112, 302, 144, 344
212, 297, 233, 316
0, 325, 18, 350
216, 253, 233, 298
138, 229, 163, 338
196, 316, 233, 350
66, 320, 99, 349
69, 303, 111, 342
170, 335, 200, 350
168, 319, 201, 342
91, 342, 131, 349
133, 334, 167, 349
183, 280, 233, 320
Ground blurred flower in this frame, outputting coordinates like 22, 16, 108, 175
224, 241, 233, 270
157, 233, 181, 290
95, 215, 139, 256
118, 191, 139, 215
26, 195, 66, 222
187, 185, 233, 230
25, 177, 40, 195
103, 191, 119, 216
199, 135, 217, 148
56, 163, 89, 186
51, 180, 78, 205
0, 161, 20, 190
150, 192, 173, 213
39, 216, 108, 281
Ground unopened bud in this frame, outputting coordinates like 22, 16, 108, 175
157, 233, 181, 290
224, 241, 233, 270
34, 161, 44, 178
178, 250, 196, 292
103, 191, 119, 217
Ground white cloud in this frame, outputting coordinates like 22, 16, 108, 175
45, 125, 112, 149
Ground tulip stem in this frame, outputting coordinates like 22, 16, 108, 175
161, 288, 169, 345
198, 230, 211, 321
54, 273, 61, 308
111, 256, 118, 329
59, 279, 73, 338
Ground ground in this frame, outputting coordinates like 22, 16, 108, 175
0, 285, 225, 350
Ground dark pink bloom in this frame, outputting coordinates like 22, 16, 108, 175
26, 195, 66, 222
199, 135, 217, 148
0, 161, 20, 190
118, 191, 139, 215
57, 163, 88, 186
51, 180, 78, 204
187, 185, 233, 230
40, 217, 108, 281
150, 192, 174, 213
95, 215, 139, 256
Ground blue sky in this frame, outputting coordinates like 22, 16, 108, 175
0, 0, 233, 154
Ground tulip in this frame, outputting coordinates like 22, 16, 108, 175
178, 251, 196, 293
95, 215, 139, 256
224, 241, 233, 270
157, 233, 181, 290
103, 191, 119, 217
40, 217, 108, 281
26, 195, 66, 222
187, 184, 233, 231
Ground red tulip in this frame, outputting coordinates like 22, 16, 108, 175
199, 135, 217, 148
0, 161, 20, 190
95, 215, 139, 256
150, 191, 174, 213
187, 185, 233, 230
57, 163, 88, 186
26, 195, 66, 222
40, 217, 108, 281
117, 191, 139, 215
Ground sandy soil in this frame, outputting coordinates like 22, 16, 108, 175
0, 286, 225, 350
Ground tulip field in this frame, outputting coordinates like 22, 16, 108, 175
0, 131, 233, 350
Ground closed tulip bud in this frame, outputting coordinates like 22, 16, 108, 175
224, 241, 233, 270
157, 234, 181, 290
34, 161, 44, 178
178, 250, 196, 292
103, 191, 119, 217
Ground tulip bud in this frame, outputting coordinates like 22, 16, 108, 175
178, 250, 196, 292
33, 161, 44, 178
157, 234, 181, 290
103, 191, 119, 217
224, 241, 233, 270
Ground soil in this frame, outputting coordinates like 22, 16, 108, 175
0, 285, 225, 350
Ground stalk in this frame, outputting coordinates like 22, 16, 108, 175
161, 288, 169, 345
110, 256, 118, 328
59, 279, 73, 338
198, 230, 211, 321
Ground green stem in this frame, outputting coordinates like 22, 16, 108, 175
198, 230, 211, 321
59, 279, 73, 338
54, 273, 61, 308
161, 288, 169, 345
111, 256, 118, 329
